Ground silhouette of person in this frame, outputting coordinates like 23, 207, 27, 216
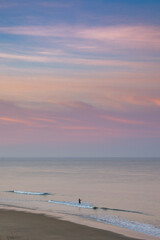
78, 198, 82, 204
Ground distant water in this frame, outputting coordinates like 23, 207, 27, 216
0, 158, 160, 239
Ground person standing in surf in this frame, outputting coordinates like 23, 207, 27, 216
78, 198, 82, 204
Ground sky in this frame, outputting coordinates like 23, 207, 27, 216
0, 0, 160, 157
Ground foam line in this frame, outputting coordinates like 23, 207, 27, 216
87, 215, 160, 237
48, 200, 93, 209
11, 190, 50, 195
48, 200, 145, 215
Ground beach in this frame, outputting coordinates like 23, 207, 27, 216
0, 158, 160, 239
0, 209, 142, 240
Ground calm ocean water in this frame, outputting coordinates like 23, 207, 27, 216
0, 158, 160, 239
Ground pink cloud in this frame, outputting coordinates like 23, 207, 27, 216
151, 98, 160, 107
0, 96, 159, 147
78, 25, 160, 49
1, 51, 151, 67
1, 73, 160, 117
121, 96, 160, 108
0, 25, 159, 51
0, 116, 31, 125
101, 115, 149, 125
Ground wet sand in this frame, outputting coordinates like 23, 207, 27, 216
0, 209, 142, 240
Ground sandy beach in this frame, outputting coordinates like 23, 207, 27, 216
0, 209, 142, 240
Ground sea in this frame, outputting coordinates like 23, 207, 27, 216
0, 157, 160, 239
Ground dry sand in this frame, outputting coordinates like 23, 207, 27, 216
0, 209, 142, 240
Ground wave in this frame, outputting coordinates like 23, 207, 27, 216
48, 200, 93, 209
10, 191, 50, 195
48, 200, 145, 215
87, 215, 160, 237
100, 207, 144, 215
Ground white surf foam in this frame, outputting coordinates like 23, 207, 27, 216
88, 215, 160, 237
48, 200, 93, 209
13, 191, 49, 195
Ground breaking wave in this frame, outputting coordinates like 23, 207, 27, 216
48, 200, 145, 215
11, 190, 50, 195
87, 215, 160, 237
48, 200, 93, 209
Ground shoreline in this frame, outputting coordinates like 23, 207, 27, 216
0, 208, 144, 240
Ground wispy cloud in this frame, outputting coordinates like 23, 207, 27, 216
0, 25, 159, 51
31, 117, 57, 123
0, 52, 49, 63
151, 98, 160, 107
78, 25, 160, 49
0, 95, 159, 147
0, 26, 73, 37
101, 115, 149, 125
0, 116, 31, 125
0, 75, 160, 114
0, 51, 159, 68
120, 96, 160, 108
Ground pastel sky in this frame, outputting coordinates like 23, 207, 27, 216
0, 0, 160, 157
